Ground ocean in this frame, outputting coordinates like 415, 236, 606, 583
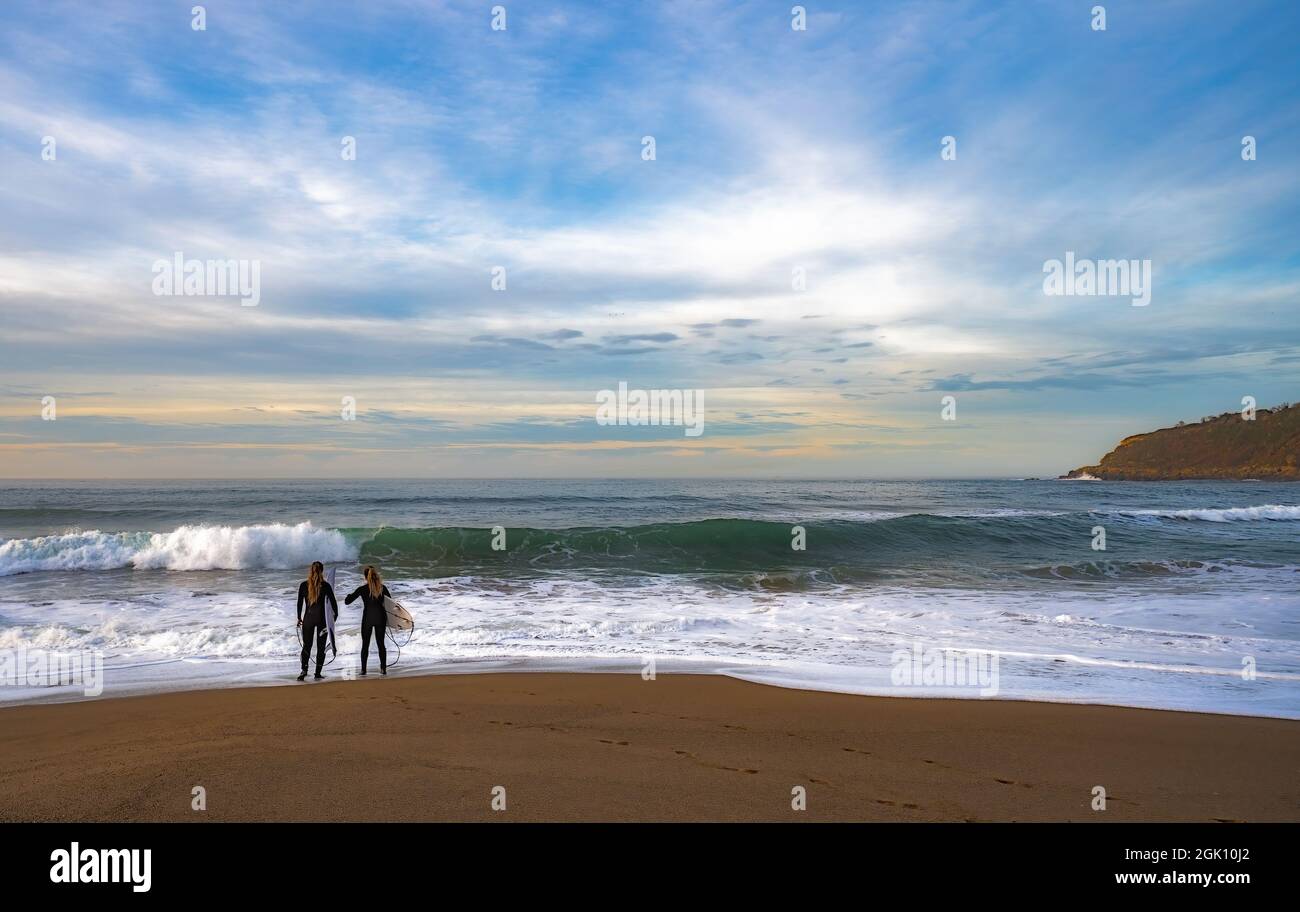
0, 478, 1297, 717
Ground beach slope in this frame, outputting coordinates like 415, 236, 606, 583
0, 673, 1295, 822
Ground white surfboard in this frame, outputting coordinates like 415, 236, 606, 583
323, 568, 338, 644
383, 595, 413, 630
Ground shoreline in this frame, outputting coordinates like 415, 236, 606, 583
2, 671, 1296, 822
4, 658, 1296, 721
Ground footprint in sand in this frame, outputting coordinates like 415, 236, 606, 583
875, 799, 919, 809
672, 749, 757, 774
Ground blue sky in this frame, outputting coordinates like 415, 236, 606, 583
0, 0, 1297, 478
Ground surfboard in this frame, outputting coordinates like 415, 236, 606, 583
323, 567, 338, 653
383, 595, 414, 630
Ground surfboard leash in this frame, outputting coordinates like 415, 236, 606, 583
294, 619, 339, 670
384, 620, 414, 670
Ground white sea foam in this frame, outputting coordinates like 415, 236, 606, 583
0, 523, 355, 576
1123, 505, 1300, 522
1, 570, 1297, 717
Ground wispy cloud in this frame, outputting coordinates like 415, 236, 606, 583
0, 0, 1296, 477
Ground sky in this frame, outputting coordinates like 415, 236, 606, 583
0, 0, 1297, 479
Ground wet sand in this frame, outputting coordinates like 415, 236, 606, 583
0, 673, 1295, 822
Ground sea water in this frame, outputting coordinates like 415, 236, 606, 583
0, 478, 1296, 717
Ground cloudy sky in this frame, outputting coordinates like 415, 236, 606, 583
1, 0, 1297, 478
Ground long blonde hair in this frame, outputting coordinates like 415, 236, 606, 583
364, 565, 383, 599
307, 561, 325, 605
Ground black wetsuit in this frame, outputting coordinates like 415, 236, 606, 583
297, 581, 338, 675
344, 584, 390, 673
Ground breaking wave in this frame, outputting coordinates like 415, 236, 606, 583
0, 523, 354, 575
2, 508, 1297, 578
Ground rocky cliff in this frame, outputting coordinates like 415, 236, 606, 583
1064, 402, 1300, 480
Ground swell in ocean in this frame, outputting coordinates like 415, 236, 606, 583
4, 505, 1299, 580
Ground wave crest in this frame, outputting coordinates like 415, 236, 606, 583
2, 507, 1297, 578
1124, 505, 1300, 522
0, 523, 354, 576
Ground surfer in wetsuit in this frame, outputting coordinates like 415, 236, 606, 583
297, 561, 338, 681
345, 565, 390, 676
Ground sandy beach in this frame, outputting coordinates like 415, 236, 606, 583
1, 673, 1295, 822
